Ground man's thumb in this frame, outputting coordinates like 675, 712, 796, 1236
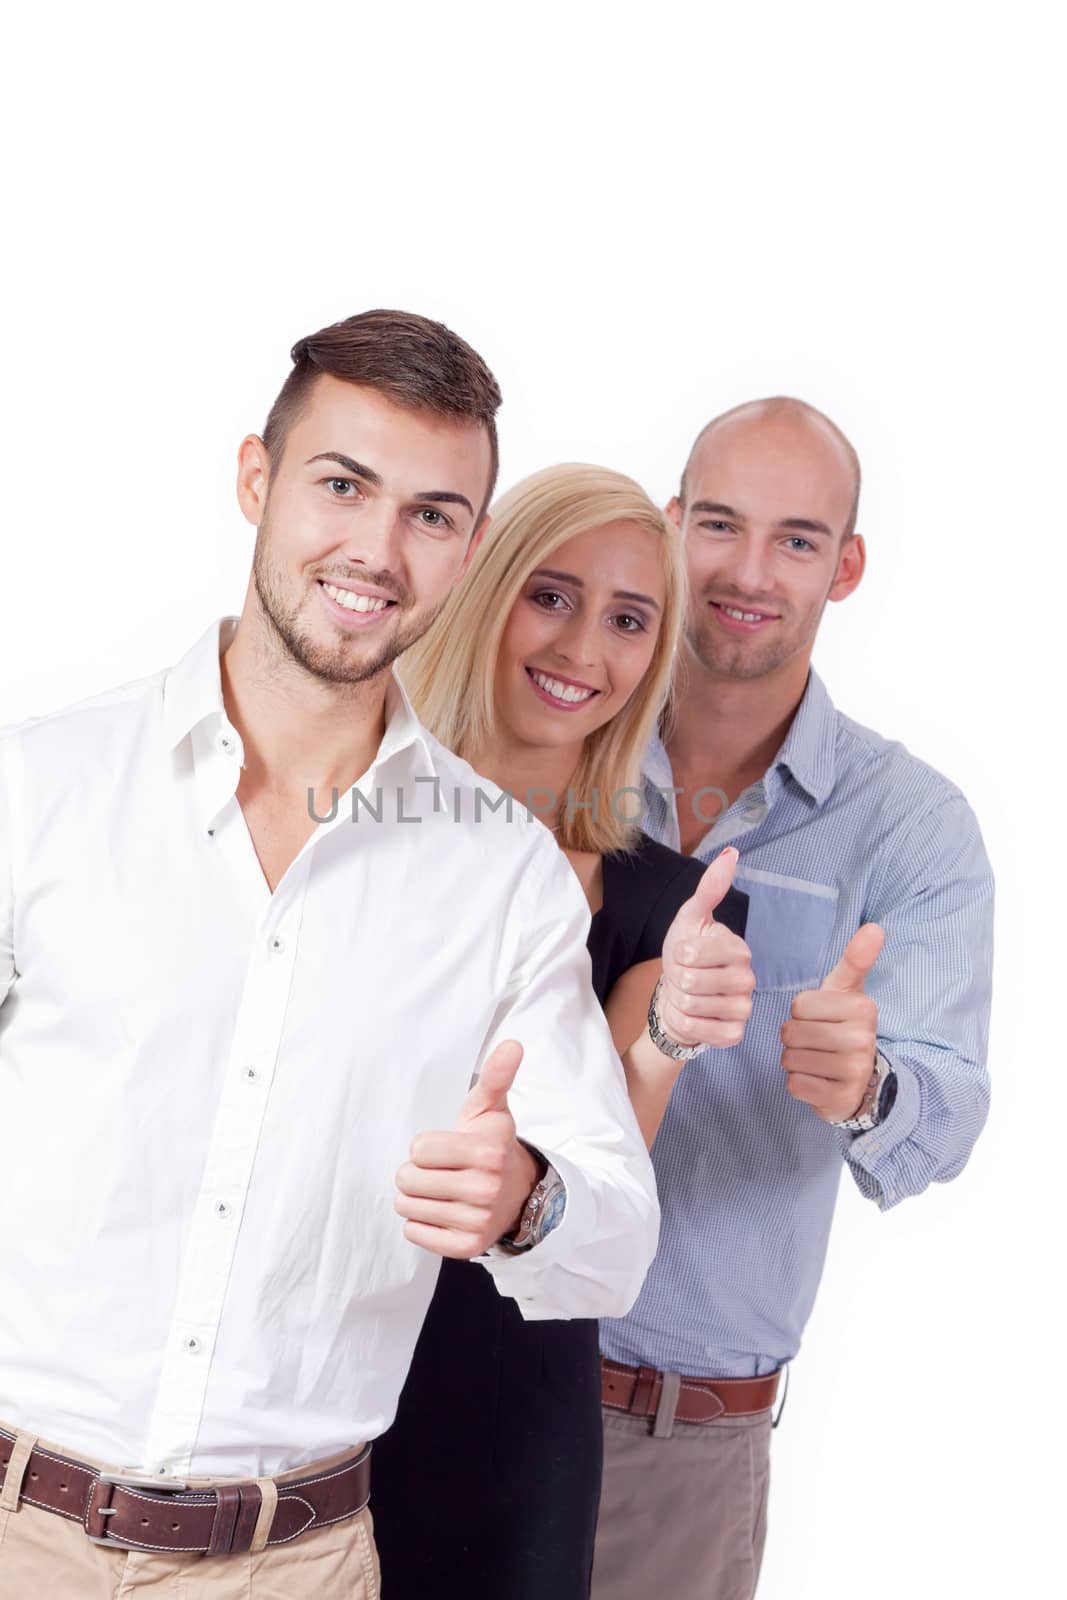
819, 923, 885, 993
458, 1039, 524, 1124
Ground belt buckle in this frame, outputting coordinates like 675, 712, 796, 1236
88, 1469, 191, 1549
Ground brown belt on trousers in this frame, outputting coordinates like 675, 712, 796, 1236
0, 1426, 371, 1556
601, 1356, 780, 1424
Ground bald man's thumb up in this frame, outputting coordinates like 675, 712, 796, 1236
781, 924, 886, 1123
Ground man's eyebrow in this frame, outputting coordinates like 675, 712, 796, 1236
777, 517, 833, 537
307, 452, 383, 487
306, 454, 473, 518
417, 490, 475, 517
533, 568, 661, 610
689, 501, 744, 520
689, 502, 834, 538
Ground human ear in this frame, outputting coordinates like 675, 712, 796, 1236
236, 435, 271, 528
829, 533, 866, 602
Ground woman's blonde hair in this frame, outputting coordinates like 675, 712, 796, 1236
400, 462, 687, 854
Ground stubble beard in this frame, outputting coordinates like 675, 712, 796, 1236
252, 516, 445, 686
686, 594, 826, 683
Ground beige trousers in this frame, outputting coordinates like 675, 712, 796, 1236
591, 1404, 773, 1600
0, 1427, 380, 1600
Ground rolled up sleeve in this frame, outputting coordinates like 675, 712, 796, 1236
843, 795, 994, 1209
477, 837, 660, 1319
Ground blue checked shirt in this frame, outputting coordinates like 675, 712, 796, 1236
599, 670, 994, 1378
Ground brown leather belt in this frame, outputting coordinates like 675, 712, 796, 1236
601, 1356, 780, 1424
0, 1428, 371, 1556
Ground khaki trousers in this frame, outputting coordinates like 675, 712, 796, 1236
0, 1427, 380, 1600
591, 1404, 773, 1600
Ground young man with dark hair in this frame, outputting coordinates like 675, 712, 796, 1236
0, 310, 709, 1596
592, 397, 994, 1600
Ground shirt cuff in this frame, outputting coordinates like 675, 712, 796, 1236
475, 1144, 596, 1317
840, 1048, 922, 1203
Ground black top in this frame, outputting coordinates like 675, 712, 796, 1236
587, 831, 749, 1004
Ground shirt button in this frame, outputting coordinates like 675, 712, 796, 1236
213, 1200, 231, 1218
184, 1336, 202, 1354
216, 730, 238, 757
269, 935, 285, 954
244, 1066, 259, 1082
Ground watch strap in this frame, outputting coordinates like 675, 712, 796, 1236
493, 1158, 567, 1254
647, 977, 704, 1060
833, 1050, 895, 1132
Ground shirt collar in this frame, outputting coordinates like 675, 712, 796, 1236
162, 618, 234, 750
162, 617, 438, 779
772, 670, 837, 804
642, 669, 838, 807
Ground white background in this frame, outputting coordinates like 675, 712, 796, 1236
3, 3, 1062, 1594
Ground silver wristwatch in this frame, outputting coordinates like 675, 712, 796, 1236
647, 977, 705, 1061
832, 1051, 896, 1133
495, 1160, 567, 1254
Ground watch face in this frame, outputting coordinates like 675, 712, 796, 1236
539, 1183, 567, 1239
877, 1070, 898, 1122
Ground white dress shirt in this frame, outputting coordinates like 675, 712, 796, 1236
0, 619, 658, 1477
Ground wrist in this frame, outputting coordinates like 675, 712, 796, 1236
647, 977, 705, 1060
834, 1051, 896, 1133
502, 1140, 545, 1237
630, 1027, 686, 1084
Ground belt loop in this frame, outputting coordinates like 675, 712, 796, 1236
250, 1476, 279, 1553
652, 1371, 681, 1439
0, 1431, 39, 1512
631, 1365, 657, 1416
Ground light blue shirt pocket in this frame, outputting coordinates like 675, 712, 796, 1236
734, 866, 839, 992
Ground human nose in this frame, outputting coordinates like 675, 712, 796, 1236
337, 499, 406, 574
721, 534, 775, 598
553, 609, 602, 669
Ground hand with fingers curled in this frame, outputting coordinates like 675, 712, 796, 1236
780, 923, 886, 1122
394, 1040, 544, 1260
655, 847, 756, 1053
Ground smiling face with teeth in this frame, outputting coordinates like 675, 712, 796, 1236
669, 401, 866, 690
493, 520, 665, 762
236, 376, 492, 687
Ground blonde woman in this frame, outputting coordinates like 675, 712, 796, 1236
371, 465, 753, 1598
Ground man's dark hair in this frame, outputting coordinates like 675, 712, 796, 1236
263, 309, 503, 521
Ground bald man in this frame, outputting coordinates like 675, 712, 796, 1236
592, 400, 993, 1600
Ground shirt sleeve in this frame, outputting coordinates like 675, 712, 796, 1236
477, 833, 661, 1320
0, 734, 17, 1009
841, 794, 994, 1210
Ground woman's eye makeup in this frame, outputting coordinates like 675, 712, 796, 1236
529, 589, 650, 633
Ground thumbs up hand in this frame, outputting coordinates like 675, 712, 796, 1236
394, 1040, 544, 1259
780, 924, 885, 1121
657, 848, 755, 1052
